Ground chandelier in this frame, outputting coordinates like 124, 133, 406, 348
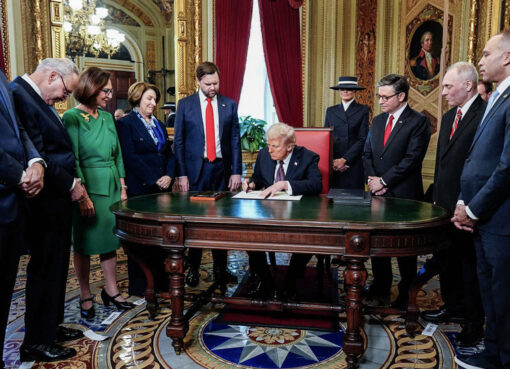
63, 0, 125, 60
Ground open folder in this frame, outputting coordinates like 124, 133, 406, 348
233, 191, 302, 201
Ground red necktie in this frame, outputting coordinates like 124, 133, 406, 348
450, 108, 462, 140
383, 114, 394, 146
205, 97, 216, 161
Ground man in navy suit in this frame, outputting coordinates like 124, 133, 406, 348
10, 58, 82, 362
420, 62, 485, 347
0, 69, 44, 369
242, 123, 322, 298
363, 74, 431, 308
453, 30, 510, 369
325, 76, 370, 189
174, 61, 242, 287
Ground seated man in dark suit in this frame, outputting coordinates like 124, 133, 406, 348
242, 123, 322, 298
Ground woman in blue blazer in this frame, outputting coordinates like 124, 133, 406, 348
116, 81, 175, 296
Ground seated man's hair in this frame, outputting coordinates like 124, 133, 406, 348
267, 123, 296, 145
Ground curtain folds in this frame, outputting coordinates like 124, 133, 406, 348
259, 0, 303, 127
215, 0, 253, 103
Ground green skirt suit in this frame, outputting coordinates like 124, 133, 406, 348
63, 108, 126, 255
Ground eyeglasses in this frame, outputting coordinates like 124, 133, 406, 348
101, 88, 114, 96
376, 92, 400, 102
58, 73, 71, 97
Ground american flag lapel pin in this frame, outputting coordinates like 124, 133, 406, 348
221, 103, 226, 107
294, 161, 298, 166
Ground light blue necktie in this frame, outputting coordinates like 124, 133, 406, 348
480, 89, 500, 127
49, 106, 64, 126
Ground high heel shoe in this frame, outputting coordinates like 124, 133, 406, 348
80, 296, 95, 320
101, 289, 134, 310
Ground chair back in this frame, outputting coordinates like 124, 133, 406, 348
294, 127, 333, 194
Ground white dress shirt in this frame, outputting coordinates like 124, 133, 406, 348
199, 89, 222, 158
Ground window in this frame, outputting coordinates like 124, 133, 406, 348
238, 0, 277, 125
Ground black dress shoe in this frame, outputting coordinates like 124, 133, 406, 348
248, 281, 277, 300
100, 289, 135, 310
421, 308, 466, 323
20, 343, 76, 362
455, 323, 484, 347
455, 351, 502, 369
213, 268, 237, 285
363, 285, 390, 305
56, 326, 84, 343
186, 266, 200, 287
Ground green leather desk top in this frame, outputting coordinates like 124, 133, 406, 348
112, 192, 448, 229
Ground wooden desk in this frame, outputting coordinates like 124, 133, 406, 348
111, 192, 449, 368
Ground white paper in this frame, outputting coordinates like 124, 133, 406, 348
101, 312, 122, 325
422, 323, 438, 336
84, 329, 109, 341
133, 297, 146, 306
233, 191, 302, 201
19, 361, 35, 368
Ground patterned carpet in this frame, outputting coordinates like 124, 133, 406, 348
3, 251, 482, 368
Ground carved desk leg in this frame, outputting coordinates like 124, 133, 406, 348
165, 249, 188, 354
343, 257, 367, 369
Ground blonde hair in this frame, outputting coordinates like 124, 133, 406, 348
128, 81, 160, 107
266, 123, 296, 145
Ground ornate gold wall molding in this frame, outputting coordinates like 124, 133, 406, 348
175, 0, 201, 101
21, 0, 50, 73
1, 0, 10, 78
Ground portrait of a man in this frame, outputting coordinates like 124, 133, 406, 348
409, 21, 443, 81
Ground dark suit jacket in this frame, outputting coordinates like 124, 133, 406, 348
0, 72, 39, 224
116, 110, 175, 196
251, 145, 322, 195
173, 92, 241, 184
459, 85, 510, 235
10, 76, 76, 215
363, 105, 431, 200
324, 101, 369, 188
433, 96, 486, 214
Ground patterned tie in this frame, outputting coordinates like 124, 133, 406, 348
205, 97, 216, 161
480, 89, 500, 127
450, 108, 462, 140
383, 114, 394, 146
275, 161, 285, 183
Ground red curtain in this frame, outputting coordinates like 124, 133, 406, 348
215, 0, 253, 103
259, 0, 303, 127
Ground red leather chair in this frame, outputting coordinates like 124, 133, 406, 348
267, 127, 333, 290
294, 127, 333, 194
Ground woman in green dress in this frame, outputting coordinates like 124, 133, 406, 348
63, 67, 133, 319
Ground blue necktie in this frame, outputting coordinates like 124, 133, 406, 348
480, 90, 500, 127
49, 106, 64, 126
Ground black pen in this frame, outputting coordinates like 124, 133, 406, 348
246, 179, 254, 193
263, 192, 271, 199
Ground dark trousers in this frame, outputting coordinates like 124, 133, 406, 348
23, 206, 72, 345
128, 249, 168, 297
188, 159, 228, 272
248, 252, 274, 287
475, 230, 510, 367
283, 254, 313, 289
370, 256, 417, 300
435, 227, 484, 324
0, 208, 24, 365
